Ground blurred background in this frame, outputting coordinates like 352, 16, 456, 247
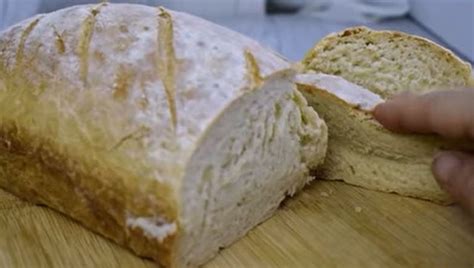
1, 0, 472, 63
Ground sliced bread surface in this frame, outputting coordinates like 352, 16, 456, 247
296, 73, 454, 203
303, 27, 472, 98
298, 27, 473, 203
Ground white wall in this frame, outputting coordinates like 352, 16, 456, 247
409, 0, 474, 62
0, 0, 265, 31
0, 0, 41, 30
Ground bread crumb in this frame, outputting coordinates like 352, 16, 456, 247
354, 206, 363, 213
320, 191, 329, 197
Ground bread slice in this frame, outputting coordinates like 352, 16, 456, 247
297, 27, 473, 203
296, 73, 453, 203
0, 4, 327, 267
302, 26, 472, 98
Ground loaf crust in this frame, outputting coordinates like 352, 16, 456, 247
0, 122, 177, 265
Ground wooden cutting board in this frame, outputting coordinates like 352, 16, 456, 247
0, 180, 473, 267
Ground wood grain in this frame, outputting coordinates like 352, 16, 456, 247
1, 179, 473, 268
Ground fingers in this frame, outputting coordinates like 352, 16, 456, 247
373, 89, 474, 140
433, 151, 474, 216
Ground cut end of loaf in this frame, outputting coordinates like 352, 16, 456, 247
178, 70, 327, 266
303, 26, 472, 98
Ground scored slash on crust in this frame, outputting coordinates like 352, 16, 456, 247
76, 3, 106, 87
244, 50, 263, 90
15, 16, 43, 70
157, 7, 178, 132
52, 26, 66, 55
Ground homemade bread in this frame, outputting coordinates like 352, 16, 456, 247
298, 27, 472, 203
302, 27, 472, 98
0, 3, 327, 267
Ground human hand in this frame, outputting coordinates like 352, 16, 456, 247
373, 89, 474, 215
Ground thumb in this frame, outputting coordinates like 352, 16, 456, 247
433, 151, 474, 215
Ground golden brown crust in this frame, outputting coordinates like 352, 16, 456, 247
0, 122, 177, 267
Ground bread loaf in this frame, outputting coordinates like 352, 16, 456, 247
0, 3, 328, 267
298, 27, 473, 203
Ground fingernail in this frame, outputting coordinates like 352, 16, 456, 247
433, 152, 461, 185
